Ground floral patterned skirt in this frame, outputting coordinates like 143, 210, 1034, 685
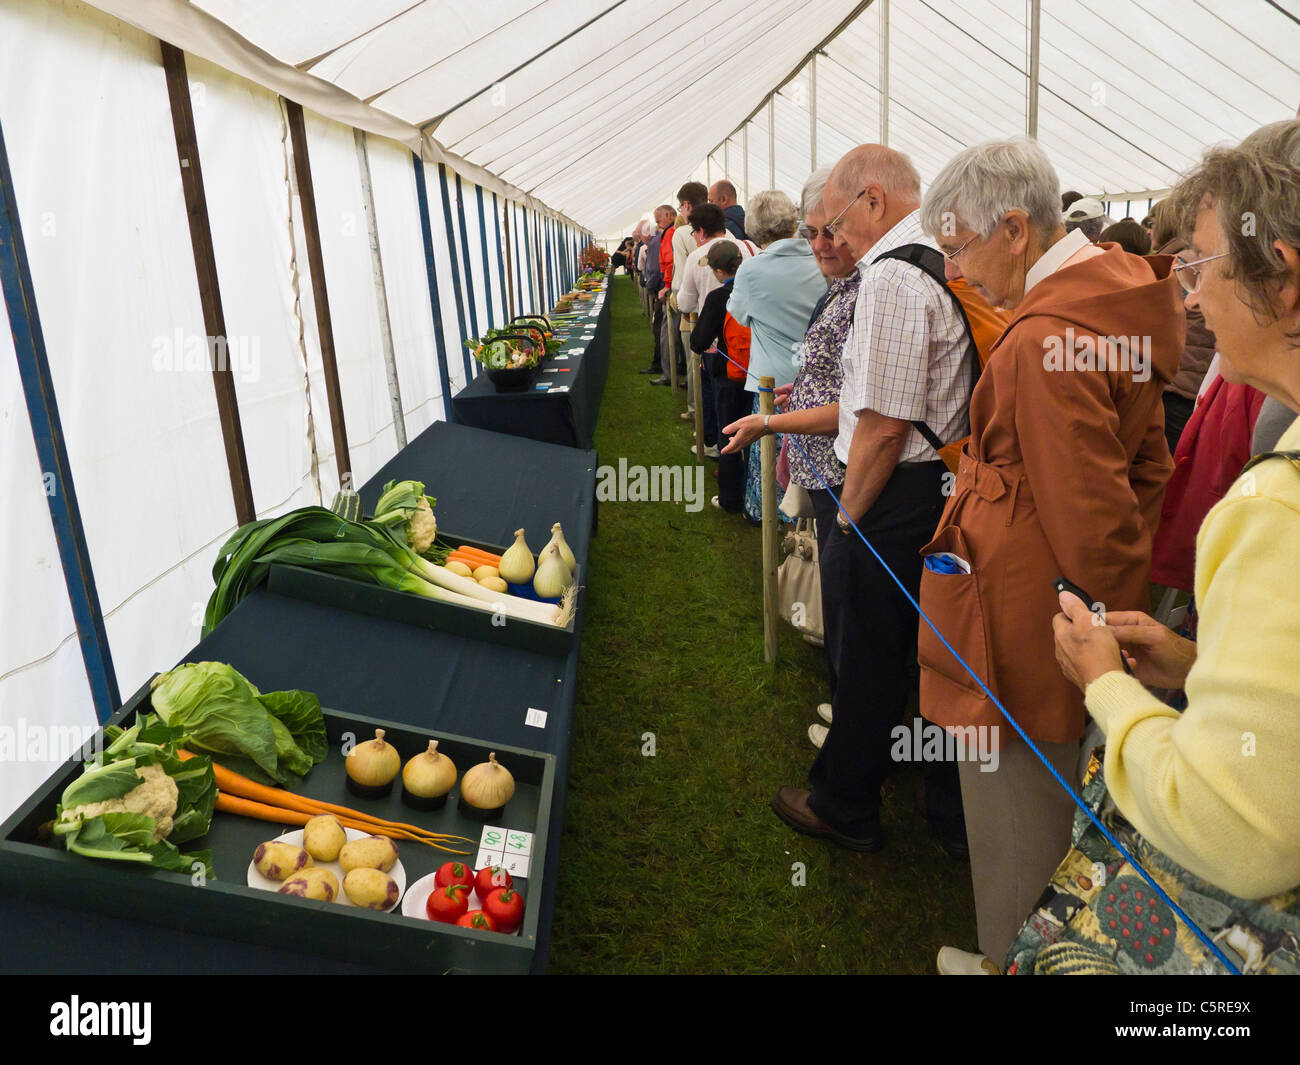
744, 393, 793, 524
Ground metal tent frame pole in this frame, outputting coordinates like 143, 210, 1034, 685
412, 154, 456, 421
1027, 0, 1041, 138
0, 116, 121, 721
436, 163, 473, 381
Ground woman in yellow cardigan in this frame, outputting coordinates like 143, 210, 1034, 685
1053, 118, 1300, 901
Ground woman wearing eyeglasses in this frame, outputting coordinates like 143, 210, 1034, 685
915, 138, 1184, 973
1044, 120, 1300, 973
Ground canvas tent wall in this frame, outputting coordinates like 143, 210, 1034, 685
0, 0, 590, 821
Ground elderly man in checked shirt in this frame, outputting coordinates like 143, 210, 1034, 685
770, 145, 971, 858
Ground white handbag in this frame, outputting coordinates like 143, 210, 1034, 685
778, 518, 822, 640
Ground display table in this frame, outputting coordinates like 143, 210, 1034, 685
0, 423, 596, 974
451, 282, 611, 449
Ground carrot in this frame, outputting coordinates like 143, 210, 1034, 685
454, 545, 503, 566
215, 792, 312, 827
214, 794, 470, 855
180, 750, 473, 844
445, 552, 490, 569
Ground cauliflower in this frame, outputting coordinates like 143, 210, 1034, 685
59, 762, 178, 842
409, 497, 437, 555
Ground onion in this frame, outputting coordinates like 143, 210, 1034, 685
498, 529, 536, 585
459, 752, 515, 817
346, 728, 400, 798
402, 740, 458, 811
546, 523, 577, 573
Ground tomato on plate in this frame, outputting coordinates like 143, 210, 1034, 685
435, 861, 475, 891
474, 865, 513, 902
483, 886, 525, 934
425, 883, 471, 923
457, 910, 497, 932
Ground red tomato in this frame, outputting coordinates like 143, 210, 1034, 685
425, 883, 470, 923
435, 861, 475, 891
483, 886, 525, 934
457, 910, 497, 932
474, 865, 513, 902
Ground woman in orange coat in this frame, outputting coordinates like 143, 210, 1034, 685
915, 139, 1184, 972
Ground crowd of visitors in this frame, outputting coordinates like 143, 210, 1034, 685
621, 116, 1300, 975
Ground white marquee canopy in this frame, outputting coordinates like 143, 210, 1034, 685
94, 0, 1300, 234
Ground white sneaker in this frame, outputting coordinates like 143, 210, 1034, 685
691, 444, 721, 458
808, 723, 828, 749
817, 702, 833, 724
711, 495, 722, 511
936, 946, 1001, 975
680, 410, 694, 421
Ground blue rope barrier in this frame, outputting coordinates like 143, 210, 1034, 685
705, 338, 1241, 974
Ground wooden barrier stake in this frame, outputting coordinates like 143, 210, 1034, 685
691, 350, 706, 461
760, 375, 778, 663
666, 307, 679, 392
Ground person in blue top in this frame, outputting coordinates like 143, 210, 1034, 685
727, 190, 827, 522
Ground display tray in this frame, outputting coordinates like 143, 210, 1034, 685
266, 530, 580, 657
0, 679, 555, 975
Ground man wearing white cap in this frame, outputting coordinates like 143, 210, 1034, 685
1062, 197, 1108, 242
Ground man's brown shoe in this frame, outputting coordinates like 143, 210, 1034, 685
770, 787, 884, 852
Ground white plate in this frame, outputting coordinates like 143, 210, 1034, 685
246, 828, 406, 912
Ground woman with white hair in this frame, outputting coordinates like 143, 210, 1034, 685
726, 189, 827, 522
914, 138, 1184, 973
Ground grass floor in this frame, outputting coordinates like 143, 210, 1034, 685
547, 275, 978, 973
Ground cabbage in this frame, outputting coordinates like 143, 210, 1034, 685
150, 662, 326, 785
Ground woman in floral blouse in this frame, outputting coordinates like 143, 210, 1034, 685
724, 167, 859, 550
723, 168, 861, 717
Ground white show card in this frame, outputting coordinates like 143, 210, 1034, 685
475, 826, 533, 880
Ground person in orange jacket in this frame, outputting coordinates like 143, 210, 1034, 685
917, 139, 1183, 971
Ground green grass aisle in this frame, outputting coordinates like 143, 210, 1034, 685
548, 275, 977, 973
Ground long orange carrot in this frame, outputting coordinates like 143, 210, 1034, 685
214, 794, 470, 855
453, 545, 503, 566
180, 750, 472, 844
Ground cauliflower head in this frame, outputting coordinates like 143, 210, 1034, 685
59, 762, 179, 841
409, 497, 437, 555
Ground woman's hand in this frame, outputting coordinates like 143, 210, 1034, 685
720, 414, 766, 454
774, 384, 793, 410
1052, 591, 1127, 692
1100, 609, 1198, 690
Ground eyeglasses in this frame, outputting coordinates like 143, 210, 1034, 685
797, 223, 831, 241
939, 233, 980, 263
1173, 252, 1227, 293
824, 189, 866, 238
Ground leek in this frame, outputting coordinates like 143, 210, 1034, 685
203, 507, 570, 635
